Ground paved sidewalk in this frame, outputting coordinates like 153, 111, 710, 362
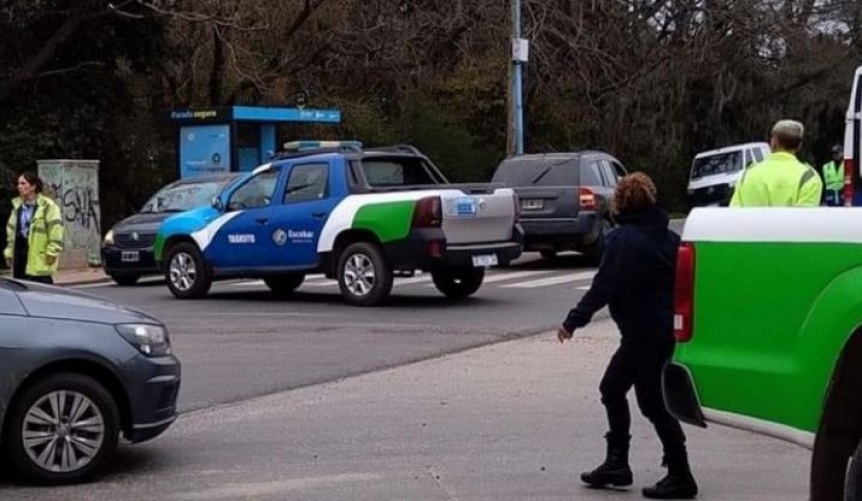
0, 266, 111, 286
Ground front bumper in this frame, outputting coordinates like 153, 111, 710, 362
662, 362, 707, 428
519, 213, 599, 251
688, 184, 733, 207
101, 246, 160, 276
121, 353, 182, 443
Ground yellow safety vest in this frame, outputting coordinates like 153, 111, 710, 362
822, 160, 844, 192
4, 194, 65, 276
729, 152, 822, 207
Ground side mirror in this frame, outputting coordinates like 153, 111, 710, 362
212, 196, 224, 211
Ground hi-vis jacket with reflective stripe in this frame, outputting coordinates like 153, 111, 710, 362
729, 151, 823, 207
4, 194, 65, 276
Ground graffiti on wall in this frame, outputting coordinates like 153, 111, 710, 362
37, 161, 101, 255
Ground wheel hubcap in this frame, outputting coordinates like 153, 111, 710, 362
343, 254, 375, 296
169, 252, 197, 291
22, 390, 105, 473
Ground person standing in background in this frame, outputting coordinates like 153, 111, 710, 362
4, 172, 64, 283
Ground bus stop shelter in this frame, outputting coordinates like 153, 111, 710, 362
169, 106, 342, 178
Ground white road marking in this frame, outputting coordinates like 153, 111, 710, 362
500, 271, 597, 288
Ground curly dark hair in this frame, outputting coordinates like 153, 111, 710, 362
612, 172, 657, 215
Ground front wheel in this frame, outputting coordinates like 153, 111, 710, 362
337, 242, 393, 306
432, 267, 485, 299
3, 373, 120, 485
165, 242, 211, 299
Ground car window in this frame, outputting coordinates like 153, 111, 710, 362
491, 157, 579, 186
581, 161, 604, 186
752, 147, 765, 163
228, 170, 279, 211
284, 164, 329, 203
598, 160, 617, 187
690, 151, 743, 179
360, 158, 441, 187
611, 161, 627, 179
142, 178, 235, 213
744, 149, 753, 167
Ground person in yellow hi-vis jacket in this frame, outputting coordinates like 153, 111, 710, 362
4, 172, 64, 284
729, 119, 823, 207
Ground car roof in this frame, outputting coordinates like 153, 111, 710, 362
172, 173, 240, 184
695, 142, 769, 158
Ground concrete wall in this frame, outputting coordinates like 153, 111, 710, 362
37, 160, 101, 269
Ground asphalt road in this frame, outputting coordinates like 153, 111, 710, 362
69, 252, 603, 413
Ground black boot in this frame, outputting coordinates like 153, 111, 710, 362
581, 434, 633, 488
642, 452, 698, 499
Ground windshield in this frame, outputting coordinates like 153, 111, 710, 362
690, 151, 743, 179
141, 178, 233, 213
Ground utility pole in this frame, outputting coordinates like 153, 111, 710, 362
509, 0, 528, 156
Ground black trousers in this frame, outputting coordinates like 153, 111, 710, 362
12, 233, 53, 285
600, 340, 687, 459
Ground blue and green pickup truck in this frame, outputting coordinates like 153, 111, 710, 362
663, 207, 862, 500
153, 145, 524, 306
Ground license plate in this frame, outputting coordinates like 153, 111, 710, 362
522, 199, 543, 210
472, 254, 498, 267
121, 251, 140, 263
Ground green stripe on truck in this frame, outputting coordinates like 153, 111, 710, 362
352, 201, 417, 242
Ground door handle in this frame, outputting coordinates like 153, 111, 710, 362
312, 212, 327, 220
255, 218, 269, 225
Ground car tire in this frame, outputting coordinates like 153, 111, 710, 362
846, 439, 862, 500
165, 242, 211, 299
432, 267, 485, 299
264, 274, 305, 295
3, 373, 120, 485
337, 242, 393, 306
584, 218, 612, 265
109, 274, 140, 286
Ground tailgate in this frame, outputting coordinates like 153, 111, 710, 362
438, 188, 516, 244
513, 186, 579, 218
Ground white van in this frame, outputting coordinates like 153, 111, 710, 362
686, 142, 770, 207
842, 65, 862, 206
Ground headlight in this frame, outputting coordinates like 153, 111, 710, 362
103, 229, 115, 246
116, 324, 171, 356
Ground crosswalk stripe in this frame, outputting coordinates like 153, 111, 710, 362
423, 269, 555, 287
500, 271, 597, 288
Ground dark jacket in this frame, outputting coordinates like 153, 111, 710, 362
562, 206, 679, 346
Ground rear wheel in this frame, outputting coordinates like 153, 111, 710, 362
165, 242, 211, 299
3, 373, 120, 485
109, 274, 140, 286
432, 267, 485, 299
846, 439, 862, 500
584, 219, 612, 265
337, 242, 393, 306
264, 274, 305, 295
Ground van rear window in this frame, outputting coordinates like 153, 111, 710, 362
492, 157, 579, 186
691, 151, 743, 179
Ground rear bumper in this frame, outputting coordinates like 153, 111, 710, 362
519, 213, 599, 250
662, 362, 707, 428
385, 225, 524, 271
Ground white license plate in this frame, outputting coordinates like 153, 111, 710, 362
522, 199, 543, 210
472, 254, 498, 267
121, 251, 140, 263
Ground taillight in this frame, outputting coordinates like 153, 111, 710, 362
579, 187, 598, 210
674, 242, 695, 342
413, 196, 442, 227
844, 159, 855, 207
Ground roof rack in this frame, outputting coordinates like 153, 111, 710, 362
364, 144, 425, 156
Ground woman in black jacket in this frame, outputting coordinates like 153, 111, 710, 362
557, 172, 698, 499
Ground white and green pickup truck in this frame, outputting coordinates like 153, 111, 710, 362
664, 207, 862, 500
154, 145, 523, 306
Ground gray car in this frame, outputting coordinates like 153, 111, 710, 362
0, 278, 181, 484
